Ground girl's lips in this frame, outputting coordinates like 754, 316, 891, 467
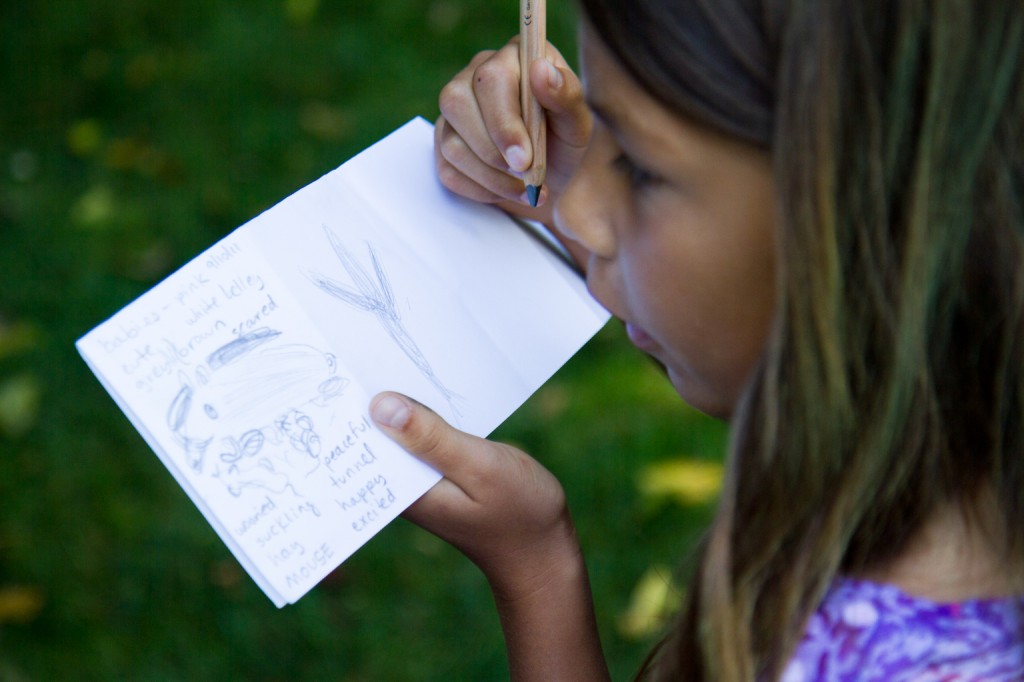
625, 321, 658, 354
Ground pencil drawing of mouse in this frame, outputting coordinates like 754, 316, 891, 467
166, 327, 348, 496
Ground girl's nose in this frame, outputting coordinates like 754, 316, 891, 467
553, 143, 618, 261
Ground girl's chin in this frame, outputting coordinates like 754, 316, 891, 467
623, 321, 735, 420
666, 367, 732, 421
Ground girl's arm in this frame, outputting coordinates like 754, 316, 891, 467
495, 539, 609, 681
370, 392, 610, 681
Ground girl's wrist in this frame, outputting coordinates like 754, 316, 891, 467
483, 512, 585, 605
485, 515, 610, 681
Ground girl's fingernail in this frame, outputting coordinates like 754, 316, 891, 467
371, 394, 411, 429
505, 145, 529, 172
544, 59, 563, 89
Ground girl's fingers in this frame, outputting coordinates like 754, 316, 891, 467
438, 47, 524, 175
435, 117, 531, 204
401, 477, 471, 529
469, 42, 533, 173
529, 57, 593, 152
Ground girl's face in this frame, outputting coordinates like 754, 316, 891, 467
555, 24, 778, 418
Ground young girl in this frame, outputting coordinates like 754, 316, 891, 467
368, 0, 1024, 679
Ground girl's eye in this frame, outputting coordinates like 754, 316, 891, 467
612, 153, 661, 189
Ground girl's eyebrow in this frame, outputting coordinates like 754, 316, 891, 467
587, 99, 662, 156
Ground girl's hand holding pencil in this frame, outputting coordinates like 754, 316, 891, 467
434, 37, 592, 228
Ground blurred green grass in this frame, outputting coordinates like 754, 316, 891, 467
0, 0, 727, 679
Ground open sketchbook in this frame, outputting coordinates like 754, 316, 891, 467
76, 117, 610, 607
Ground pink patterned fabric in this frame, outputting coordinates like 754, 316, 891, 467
782, 578, 1024, 682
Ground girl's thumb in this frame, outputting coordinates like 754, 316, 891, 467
369, 392, 463, 473
530, 59, 590, 149
370, 392, 415, 431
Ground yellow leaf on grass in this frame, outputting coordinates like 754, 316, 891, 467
70, 184, 116, 230
299, 102, 350, 142
0, 585, 45, 623
0, 374, 41, 438
285, 0, 319, 24
0, 319, 40, 361
637, 458, 724, 506
67, 119, 104, 157
103, 136, 148, 171
427, 1, 464, 33
617, 565, 681, 640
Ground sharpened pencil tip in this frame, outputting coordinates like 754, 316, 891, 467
526, 184, 541, 208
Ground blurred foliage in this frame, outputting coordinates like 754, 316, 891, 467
617, 564, 681, 641
0, 0, 728, 679
637, 458, 724, 508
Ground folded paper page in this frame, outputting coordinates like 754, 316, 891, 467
76, 117, 610, 606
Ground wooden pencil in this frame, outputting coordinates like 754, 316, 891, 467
519, 0, 546, 207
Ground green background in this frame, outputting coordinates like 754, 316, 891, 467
0, 1, 726, 678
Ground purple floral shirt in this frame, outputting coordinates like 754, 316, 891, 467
782, 578, 1024, 681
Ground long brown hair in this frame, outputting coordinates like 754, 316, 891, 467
578, 0, 1024, 679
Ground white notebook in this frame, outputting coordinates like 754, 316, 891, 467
75, 117, 609, 606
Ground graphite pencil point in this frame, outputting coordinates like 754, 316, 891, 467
526, 184, 541, 208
